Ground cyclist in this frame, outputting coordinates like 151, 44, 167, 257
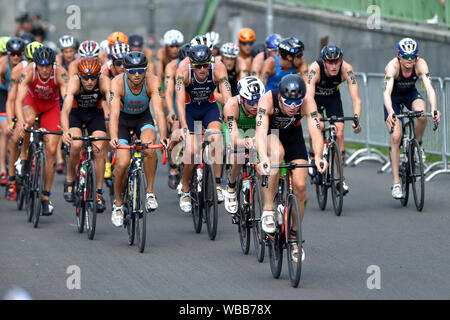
128, 34, 155, 74
156, 29, 184, 85
306, 45, 362, 194
99, 31, 128, 65
55, 35, 78, 70
68, 40, 101, 78
0, 36, 11, 57
251, 33, 281, 78
61, 57, 110, 212
175, 44, 232, 213
5, 41, 43, 201
205, 31, 221, 57
237, 28, 255, 72
109, 51, 168, 227
222, 76, 265, 218
383, 38, 441, 199
164, 43, 190, 189
55, 35, 79, 174
255, 74, 327, 262
214, 43, 248, 106
261, 37, 308, 91
15, 46, 68, 216
0, 37, 26, 186
101, 42, 130, 80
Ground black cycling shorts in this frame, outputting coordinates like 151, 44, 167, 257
315, 93, 344, 118
269, 125, 308, 163
0, 89, 7, 115
118, 111, 156, 146
69, 108, 106, 135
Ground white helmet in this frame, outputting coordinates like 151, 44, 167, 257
397, 37, 419, 56
59, 35, 77, 49
220, 42, 239, 58
110, 42, 130, 60
78, 40, 101, 58
238, 76, 265, 101
100, 39, 110, 54
163, 29, 184, 46
190, 34, 213, 50
205, 31, 220, 46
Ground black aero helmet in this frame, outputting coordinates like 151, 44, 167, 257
123, 51, 148, 68
188, 44, 211, 64
128, 34, 144, 47
33, 46, 56, 65
250, 42, 265, 58
6, 37, 26, 54
178, 43, 190, 61
20, 32, 35, 45
278, 74, 306, 100
278, 37, 304, 59
321, 45, 343, 61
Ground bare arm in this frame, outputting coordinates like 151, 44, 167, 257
6, 65, 21, 129
56, 66, 69, 98
164, 61, 177, 118
255, 91, 273, 164
155, 49, 165, 81
60, 76, 79, 144
215, 64, 232, 106
99, 75, 111, 118
303, 96, 327, 173
383, 61, 397, 128
150, 75, 168, 142
251, 52, 264, 78
109, 77, 123, 147
260, 57, 275, 87
223, 97, 241, 149
237, 57, 249, 81
175, 67, 189, 130
15, 68, 33, 125
416, 59, 439, 120
305, 62, 320, 99
343, 62, 362, 132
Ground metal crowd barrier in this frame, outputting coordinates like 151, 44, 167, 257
303, 71, 449, 182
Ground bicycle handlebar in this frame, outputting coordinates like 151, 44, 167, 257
24, 128, 62, 135
320, 114, 359, 128
261, 160, 320, 188
392, 110, 439, 132
72, 136, 112, 142
117, 143, 167, 165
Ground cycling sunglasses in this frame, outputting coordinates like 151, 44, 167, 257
281, 96, 303, 108
9, 52, 23, 57
80, 73, 100, 81
126, 67, 147, 75
192, 62, 211, 70
113, 59, 123, 66
244, 98, 259, 106
324, 57, 342, 64
240, 41, 254, 46
169, 44, 181, 48
400, 53, 418, 60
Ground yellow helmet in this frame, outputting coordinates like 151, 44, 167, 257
0, 36, 11, 53
25, 41, 43, 60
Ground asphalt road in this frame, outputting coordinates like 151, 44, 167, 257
1, 159, 449, 300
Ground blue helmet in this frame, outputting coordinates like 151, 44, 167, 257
265, 33, 281, 50
397, 38, 418, 57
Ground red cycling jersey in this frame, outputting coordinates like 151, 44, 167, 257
27, 63, 60, 101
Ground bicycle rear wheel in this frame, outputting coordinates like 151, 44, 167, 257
409, 140, 425, 211
329, 142, 344, 216
204, 163, 218, 240
251, 176, 265, 263
237, 177, 251, 255
85, 161, 97, 240
32, 154, 44, 228
135, 170, 147, 253
286, 194, 302, 288
191, 165, 203, 234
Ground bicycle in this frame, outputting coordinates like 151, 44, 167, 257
261, 161, 317, 288
393, 105, 438, 212
23, 127, 62, 228
232, 147, 265, 261
314, 114, 359, 216
189, 128, 222, 241
117, 137, 167, 253
71, 134, 111, 240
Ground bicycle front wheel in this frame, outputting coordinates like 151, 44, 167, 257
135, 170, 147, 253
329, 142, 344, 216
400, 161, 409, 207
32, 154, 45, 228
251, 176, 265, 263
268, 232, 283, 279
85, 161, 97, 240
190, 165, 203, 234
237, 177, 251, 255
286, 194, 302, 288
124, 187, 135, 246
409, 140, 425, 211
204, 163, 218, 240
315, 159, 328, 211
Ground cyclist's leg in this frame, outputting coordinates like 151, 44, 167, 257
87, 109, 107, 191
139, 126, 157, 195
409, 91, 426, 143
113, 147, 130, 207
180, 108, 197, 206
20, 104, 37, 161
0, 120, 9, 178
66, 127, 83, 185
384, 100, 402, 186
